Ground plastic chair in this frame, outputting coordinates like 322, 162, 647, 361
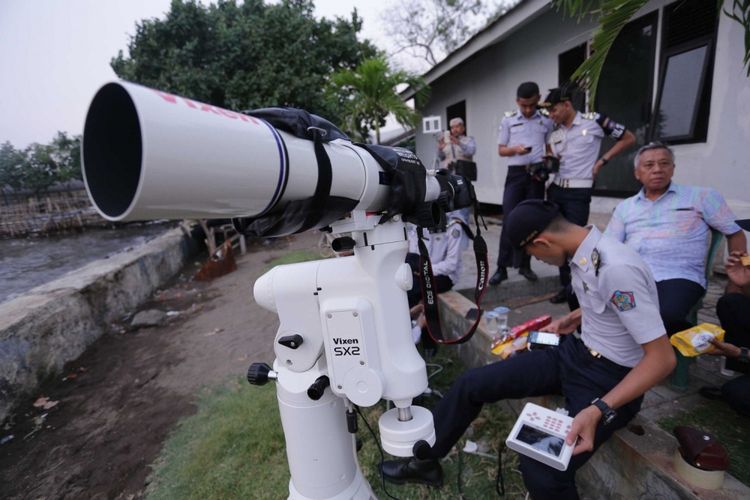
670, 228, 725, 390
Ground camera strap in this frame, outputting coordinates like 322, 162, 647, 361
418, 207, 489, 345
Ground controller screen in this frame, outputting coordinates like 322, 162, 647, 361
516, 424, 564, 457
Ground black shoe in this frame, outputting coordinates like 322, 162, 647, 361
549, 288, 568, 304
489, 268, 508, 286
380, 457, 443, 487
699, 386, 723, 401
519, 267, 538, 282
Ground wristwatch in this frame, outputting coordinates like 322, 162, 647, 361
598, 157, 609, 165
591, 397, 617, 426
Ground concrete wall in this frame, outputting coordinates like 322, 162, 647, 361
416, 1, 750, 217
0, 228, 198, 424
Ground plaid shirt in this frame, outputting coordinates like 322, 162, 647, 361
604, 183, 740, 287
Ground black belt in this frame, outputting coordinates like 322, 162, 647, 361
509, 164, 531, 169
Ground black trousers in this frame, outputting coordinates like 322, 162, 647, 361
547, 184, 592, 289
498, 166, 545, 269
717, 293, 750, 416
656, 278, 705, 334
429, 335, 641, 499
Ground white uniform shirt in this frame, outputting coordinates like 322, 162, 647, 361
497, 110, 553, 166
548, 112, 626, 179
571, 226, 666, 367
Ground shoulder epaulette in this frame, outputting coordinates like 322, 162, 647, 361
582, 112, 600, 120
539, 108, 550, 117
503, 110, 517, 118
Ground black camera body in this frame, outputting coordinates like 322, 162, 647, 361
526, 155, 560, 182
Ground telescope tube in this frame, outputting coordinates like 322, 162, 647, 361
81, 81, 388, 232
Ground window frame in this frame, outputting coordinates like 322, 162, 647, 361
651, 37, 714, 143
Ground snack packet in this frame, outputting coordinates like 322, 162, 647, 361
491, 332, 529, 359
669, 323, 725, 357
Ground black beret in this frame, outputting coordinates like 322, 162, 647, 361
505, 199, 561, 248
517, 82, 540, 99
737, 219, 750, 231
539, 88, 571, 108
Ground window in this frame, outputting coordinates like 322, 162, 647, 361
652, 0, 718, 143
558, 43, 588, 111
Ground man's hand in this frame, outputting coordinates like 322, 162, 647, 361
566, 405, 601, 455
708, 338, 742, 358
726, 251, 750, 288
542, 312, 579, 335
409, 303, 424, 320
515, 144, 529, 155
593, 159, 606, 178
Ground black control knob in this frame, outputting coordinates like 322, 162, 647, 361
247, 362, 276, 386
307, 375, 330, 400
332, 236, 356, 253
278, 334, 304, 349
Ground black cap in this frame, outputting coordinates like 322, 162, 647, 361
517, 82, 540, 99
540, 87, 572, 108
737, 219, 750, 231
505, 199, 561, 248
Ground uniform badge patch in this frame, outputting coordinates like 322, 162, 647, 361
451, 228, 461, 239
610, 291, 636, 311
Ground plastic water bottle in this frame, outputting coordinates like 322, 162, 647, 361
493, 306, 510, 335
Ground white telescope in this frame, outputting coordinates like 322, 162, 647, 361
82, 80, 395, 232
81, 81, 474, 499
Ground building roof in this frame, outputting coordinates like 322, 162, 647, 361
402, 0, 551, 99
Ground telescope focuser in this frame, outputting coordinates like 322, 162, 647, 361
247, 362, 277, 385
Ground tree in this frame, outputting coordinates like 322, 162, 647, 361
330, 57, 429, 143
111, 0, 377, 125
381, 0, 512, 70
0, 133, 82, 193
556, 0, 750, 106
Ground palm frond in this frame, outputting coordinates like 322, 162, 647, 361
554, 0, 649, 108
723, 0, 750, 76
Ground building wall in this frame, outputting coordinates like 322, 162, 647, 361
415, 1, 750, 217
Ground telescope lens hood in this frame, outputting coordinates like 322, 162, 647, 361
82, 83, 142, 219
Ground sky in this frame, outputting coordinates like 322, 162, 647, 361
0, 0, 393, 148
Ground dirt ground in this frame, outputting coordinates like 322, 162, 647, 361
0, 232, 318, 500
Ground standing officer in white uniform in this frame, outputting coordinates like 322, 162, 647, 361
543, 87, 636, 305
491, 81, 554, 286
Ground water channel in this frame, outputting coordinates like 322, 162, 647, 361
0, 222, 177, 305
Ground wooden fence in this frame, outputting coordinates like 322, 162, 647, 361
0, 189, 108, 238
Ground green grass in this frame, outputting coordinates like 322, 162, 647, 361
146, 349, 527, 499
658, 399, 750, 486
145, 380, 289, 500
264, 249, 324, 271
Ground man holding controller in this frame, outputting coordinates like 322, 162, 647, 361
381, 200, 675, 499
